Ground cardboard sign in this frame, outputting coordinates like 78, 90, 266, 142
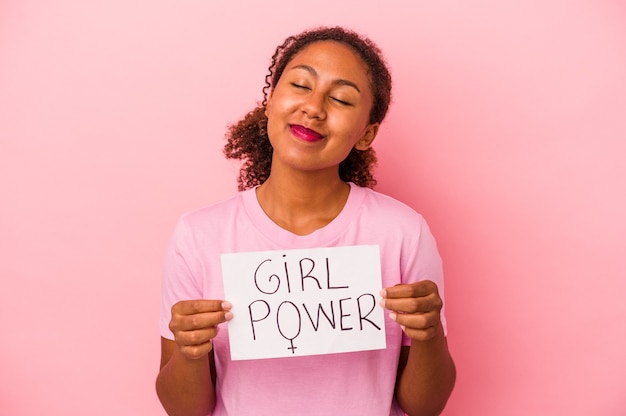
221, 245, 386, 360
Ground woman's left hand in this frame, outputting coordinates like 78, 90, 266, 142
380, 280, 444, 342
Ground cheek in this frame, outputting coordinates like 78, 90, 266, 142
265, 107, 284, 143
270, 89, 303, 112
331, 116, 367, 140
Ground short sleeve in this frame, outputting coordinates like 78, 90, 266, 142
159, 217, 204, 340
401, 218, 447, 345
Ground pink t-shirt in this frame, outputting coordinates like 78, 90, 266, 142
160, 183, 447, 415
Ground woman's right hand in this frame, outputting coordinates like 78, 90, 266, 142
169, 300, 233, 360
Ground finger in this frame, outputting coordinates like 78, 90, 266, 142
383, 295, 439, 314
389, 311, 441, 342
401, 325, 438, 342
381, 280, 438, 299
170, 309, 233, 333
389, 310, 439, 330
178, 340, 214, 360
173, 299, 231, 315
176, 327, 219, 348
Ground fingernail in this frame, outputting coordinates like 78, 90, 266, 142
224, 311, 233, 321
379, 299, 386, 308
388, 312, 397, 321
379, 289, 387, 297
222, 301, 232, 309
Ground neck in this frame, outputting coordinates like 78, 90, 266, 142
255, 170, 350, 236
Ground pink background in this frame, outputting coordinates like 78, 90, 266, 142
1, 1, 625, 415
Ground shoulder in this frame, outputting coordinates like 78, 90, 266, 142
168, 190, 251, 247
178, 190, 247, 228
355, 185, 426, 224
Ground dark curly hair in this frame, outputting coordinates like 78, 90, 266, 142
223, 26, 393, 191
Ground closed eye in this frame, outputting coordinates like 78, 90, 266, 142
331, 97, 352, 106
291, 83, 310, 90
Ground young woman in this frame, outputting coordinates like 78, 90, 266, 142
156, 26, 456, 416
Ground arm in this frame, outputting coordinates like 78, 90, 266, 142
382, 281, 456, 416
156, 300, 232, 416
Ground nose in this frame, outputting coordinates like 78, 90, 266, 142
301, 91, 326, 120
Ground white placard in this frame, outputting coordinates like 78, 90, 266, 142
221, 245, 386, 360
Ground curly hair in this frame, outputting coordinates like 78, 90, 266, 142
223, 26, 393, 191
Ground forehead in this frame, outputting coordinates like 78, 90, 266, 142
286, 41, 371, 85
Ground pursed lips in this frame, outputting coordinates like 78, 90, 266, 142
289, 124, 325, 142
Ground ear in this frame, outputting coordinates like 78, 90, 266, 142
354, 123, 379, 151
264, 91, 274, 118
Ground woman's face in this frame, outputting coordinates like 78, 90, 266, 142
265, 41, 379, 176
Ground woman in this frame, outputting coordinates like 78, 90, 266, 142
157, 26, 456, 416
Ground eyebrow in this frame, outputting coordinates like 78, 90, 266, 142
290, 64, 361, 93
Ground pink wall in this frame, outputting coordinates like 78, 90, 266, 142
1, 1, 625, 414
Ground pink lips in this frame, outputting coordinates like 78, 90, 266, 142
290, 125, 324, 142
